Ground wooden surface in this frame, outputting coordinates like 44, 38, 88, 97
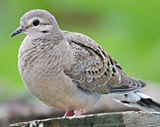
10, 111, 160, 127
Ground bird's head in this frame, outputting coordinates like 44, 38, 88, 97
11, 9, 61, 38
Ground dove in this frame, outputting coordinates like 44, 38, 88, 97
11, 9, 160, 117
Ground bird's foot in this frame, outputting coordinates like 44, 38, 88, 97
63, 110, 74, 117
63, 109, 86, 118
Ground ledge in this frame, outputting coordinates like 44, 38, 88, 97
10, 111, 160, 127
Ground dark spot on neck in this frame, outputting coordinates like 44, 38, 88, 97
42, 30, 49, 33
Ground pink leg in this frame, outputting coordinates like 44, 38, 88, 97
63, 109, 86, 118
63, 110, 74, 117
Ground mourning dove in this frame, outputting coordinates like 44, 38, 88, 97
11, 9, 160, 116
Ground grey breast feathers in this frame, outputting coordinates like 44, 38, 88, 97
63, 31, 145, 94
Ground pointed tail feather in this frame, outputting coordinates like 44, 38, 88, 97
121, 91, 160, 112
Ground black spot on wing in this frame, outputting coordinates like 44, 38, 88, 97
112, 67, 116, 73
108, 55, 114, 65
116, 64, 123, 70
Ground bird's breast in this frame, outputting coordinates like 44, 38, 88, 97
18, 37, 73, 95
18, 38, 70, 77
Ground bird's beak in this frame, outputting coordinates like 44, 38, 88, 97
11, 26, 24, 37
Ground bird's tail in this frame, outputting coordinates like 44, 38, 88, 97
120, 91, 160, 112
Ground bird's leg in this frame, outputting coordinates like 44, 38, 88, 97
63, 109, 86, 118
63, 110, 74, 117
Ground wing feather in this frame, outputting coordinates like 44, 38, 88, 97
63, 31, 145, 94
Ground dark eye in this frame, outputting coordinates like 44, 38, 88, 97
32, 19, 40, 26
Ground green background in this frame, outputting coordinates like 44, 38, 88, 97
0, 0, 160, 97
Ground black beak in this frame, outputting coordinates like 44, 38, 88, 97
11, 27, 24, 37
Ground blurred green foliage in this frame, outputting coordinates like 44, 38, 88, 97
0, 0, 160, 95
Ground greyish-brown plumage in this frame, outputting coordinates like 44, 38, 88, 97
11, 9, 160, 116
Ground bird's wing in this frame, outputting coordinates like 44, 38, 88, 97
63, 31, 145, 94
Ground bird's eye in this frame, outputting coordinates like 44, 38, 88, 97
32, 19, 40, 26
